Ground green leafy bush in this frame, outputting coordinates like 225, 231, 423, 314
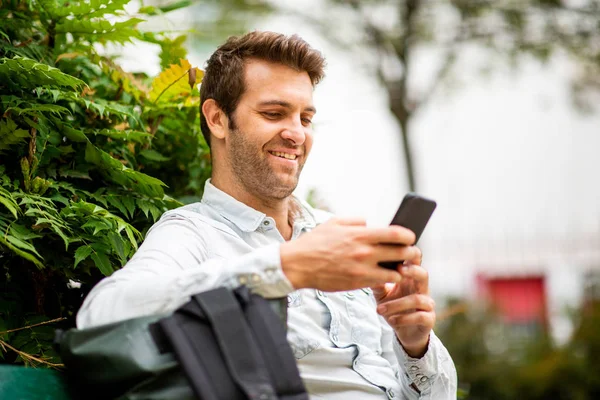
437, 298, 600, 399
0, 0, 210, 366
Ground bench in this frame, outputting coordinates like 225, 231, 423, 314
0, 364, 74, 400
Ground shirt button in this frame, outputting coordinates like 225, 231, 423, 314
420, 376, 429, 383
410, 365, 419, 371
263, 220, 270, 225
386, 389, 395, 399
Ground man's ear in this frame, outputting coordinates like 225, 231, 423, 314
202, 99, 228, 140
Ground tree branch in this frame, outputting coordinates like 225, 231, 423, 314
0, 339, 64, 369
0, 317, 66, 335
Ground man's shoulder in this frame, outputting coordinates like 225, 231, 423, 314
153, 202, 239, 237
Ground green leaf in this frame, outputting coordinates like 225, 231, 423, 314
0, 188, 19, 218
137, 198, 151, 219
90, 249, 114, 276
121, 196, 135, 218
5, 235, 42, 258
107, 231, 126, 264
74, 245, 93, 268
93, 129, 151, 143
0, 118, 30, 154
106, 195, 128, 218
81, 218, 111, 235
140, 149, 170, 162
0, 234, 44, 268
0, 57, 86, 91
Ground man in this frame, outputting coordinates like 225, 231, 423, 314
77, 31, 457, 399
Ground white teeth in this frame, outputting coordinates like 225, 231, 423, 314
271, 151, 297, 160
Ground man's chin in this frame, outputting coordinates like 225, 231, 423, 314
265, 176, 299, 199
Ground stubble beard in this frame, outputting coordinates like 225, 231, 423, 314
228, 127, 304, 201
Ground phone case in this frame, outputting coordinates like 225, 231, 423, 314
378, 193, 437, 270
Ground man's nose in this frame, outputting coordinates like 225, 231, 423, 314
280, 116, 306, 145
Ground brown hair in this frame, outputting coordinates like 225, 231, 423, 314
200, 31, 326, 147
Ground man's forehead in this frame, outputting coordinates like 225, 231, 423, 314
241, 60, 315, 109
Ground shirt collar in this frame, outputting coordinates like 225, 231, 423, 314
201, 179, 317, 233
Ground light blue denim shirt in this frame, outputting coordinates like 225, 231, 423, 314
77, 180, 457, 399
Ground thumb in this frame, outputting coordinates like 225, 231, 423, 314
370, 283, 395, 301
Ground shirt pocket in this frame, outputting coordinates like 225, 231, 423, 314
286, 290, 322, 360
344, 291, 383, 353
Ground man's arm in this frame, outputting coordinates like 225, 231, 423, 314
76, 214, 293, 328
77, 215, 422, 328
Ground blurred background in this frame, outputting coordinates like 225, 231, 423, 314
117, 0, 600, 398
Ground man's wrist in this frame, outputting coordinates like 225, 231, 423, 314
398, 334, 430, 359
280, 242, 307, 290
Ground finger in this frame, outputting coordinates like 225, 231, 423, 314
388, 311, 436, 329
359, 267, 403, 287
370, 282, 395, 301
361, 226, 416, 245
404, 246, 422, 266
399, 265, 429, 292
376, 294, 435, 317
331, 216, 367, 226
373, 244, 421, 264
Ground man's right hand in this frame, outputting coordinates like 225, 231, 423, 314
280, 217, 420, 291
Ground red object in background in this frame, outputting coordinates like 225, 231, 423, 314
477, 275, 548, 326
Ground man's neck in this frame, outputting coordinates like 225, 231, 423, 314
211, 176, 295, 240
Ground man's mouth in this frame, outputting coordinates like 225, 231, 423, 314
269, 151, 298, 160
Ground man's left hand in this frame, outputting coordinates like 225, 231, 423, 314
373, 254, 435, 359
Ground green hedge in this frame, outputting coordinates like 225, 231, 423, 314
0, 0, 210, 366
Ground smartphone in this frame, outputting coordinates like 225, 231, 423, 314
378, 193, 437, 270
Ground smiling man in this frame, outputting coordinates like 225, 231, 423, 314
77, 31, 457, 399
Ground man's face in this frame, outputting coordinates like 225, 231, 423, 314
226, 59, 315, 200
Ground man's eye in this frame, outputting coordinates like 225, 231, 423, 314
263, 112, 281, 118
302, 118, 312, 125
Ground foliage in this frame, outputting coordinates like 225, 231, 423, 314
436, 298, 600, 399
283, 0, 600, 191
0, 0, 210, 366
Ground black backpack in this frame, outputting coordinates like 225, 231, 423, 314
56, 286, 308, 400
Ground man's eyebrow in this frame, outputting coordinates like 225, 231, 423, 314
257, 100, 317, 114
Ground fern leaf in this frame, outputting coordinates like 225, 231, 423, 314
5, 103, 71, 118
87, 0, 130, 18
39, 0, 129, 19
92, 129, 151, 143
0, 217, 44, 268
0, 56, 85, 91
0, 187, 19, 218
149, 59, 203, 104
56, 18, 144, 44
84, 143, 167, 198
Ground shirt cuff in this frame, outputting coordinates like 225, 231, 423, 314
221, 243, 295, 298
393, 330, 443, 394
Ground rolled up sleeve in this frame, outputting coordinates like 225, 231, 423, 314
76, 214, 294, 329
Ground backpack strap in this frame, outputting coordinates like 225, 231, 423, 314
193, 287, 277, 400
234, 287, 308, 400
